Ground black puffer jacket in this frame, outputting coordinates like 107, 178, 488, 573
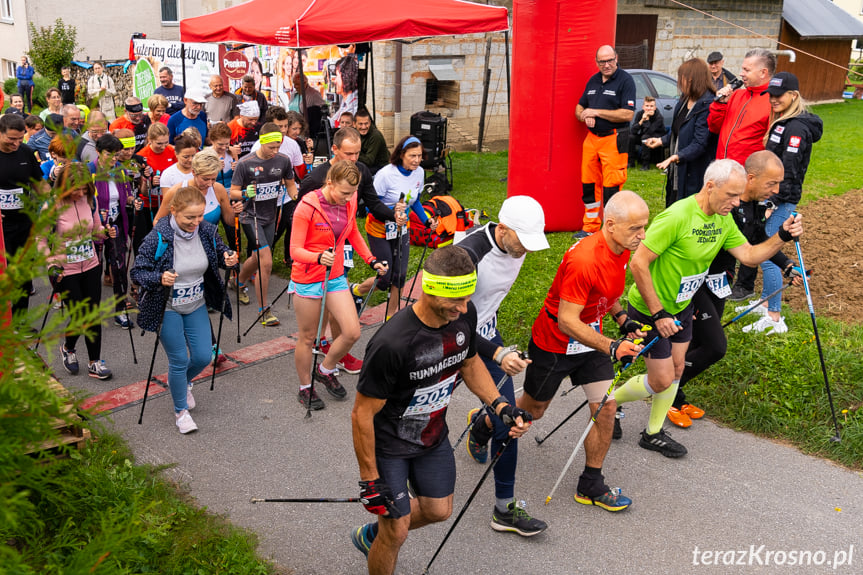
764, 112, 823, 205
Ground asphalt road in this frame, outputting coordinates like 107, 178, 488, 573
45, 276, 863, 575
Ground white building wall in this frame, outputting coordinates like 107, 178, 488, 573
0, 0, 31, 82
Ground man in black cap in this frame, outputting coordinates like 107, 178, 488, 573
707, 51, 738, 92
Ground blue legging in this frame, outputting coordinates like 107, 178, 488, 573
160, 306, 211, 413
761, 202, 796, 312
482, 333, 518, 501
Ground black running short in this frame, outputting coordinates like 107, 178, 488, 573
375, 437, 456, 519
625, 303, 694, 360
241, 220, 275, 256
522, 337, 614, 403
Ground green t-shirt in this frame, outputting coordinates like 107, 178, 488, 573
629, 195, 747, 315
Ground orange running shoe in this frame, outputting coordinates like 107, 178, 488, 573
666, 407, 692, 428
680, 403, 705, 419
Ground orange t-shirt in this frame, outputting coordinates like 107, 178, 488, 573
531, 232, 630, 354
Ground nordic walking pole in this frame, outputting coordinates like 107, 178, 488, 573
234, 211, 242, 343
722, 280, 794, 328
242, 281, 293, 336
32, 267, 62, 353
791, 214, 841, 442
306, 250, 333, 420
250, 497, 361, 504
100, 209, 137, 364
248, 182, 268, 330
423, 434, 523, 575
385, 193, 405, 323
138, 270, 174, 425
404, 241, 429, 304
211, 252, 236, 391
534, 399, 589, 446
356, 273, 382, 319
545, 328, 665, 505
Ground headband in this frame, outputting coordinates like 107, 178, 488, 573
421, 271, 477, 298
403, 136, 421, 148
120, 137, 136, 149
126, 103, 144, 113
260, 131, 283, 144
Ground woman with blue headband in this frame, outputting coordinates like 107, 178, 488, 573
367, 135, 438, 320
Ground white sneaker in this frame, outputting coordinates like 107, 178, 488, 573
186, 386, 196, 411
734, 302, 768, 317
175, 409, 198, 434
742, 315, 788, 334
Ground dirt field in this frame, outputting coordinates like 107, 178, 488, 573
782, 189, 863, 322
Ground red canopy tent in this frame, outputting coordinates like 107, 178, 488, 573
180, 0, 508, 47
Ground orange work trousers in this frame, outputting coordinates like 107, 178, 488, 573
581, 130, 629, 233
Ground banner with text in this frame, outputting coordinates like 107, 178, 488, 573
132, 38, 221, 109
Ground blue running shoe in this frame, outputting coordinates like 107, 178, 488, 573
466, 408, 490, 463
351, 522, 376, 558
574, 487, 632, 512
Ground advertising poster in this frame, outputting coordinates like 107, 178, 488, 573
131, 39, 220, 109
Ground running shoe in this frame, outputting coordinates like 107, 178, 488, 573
571, 230, 593, 240
298, 387, 325, 410
175, 409, 198, 434
187, 386, 196, 411
666, 406, 693, 428
211, 345, 228, 364
466, 408, 490, 464
574, 487, 632, 512
734, 302, 768, 317
490, 500, 548, 537
61, 346, 79, 375
742, 315, 788, 335
261, 310, 280, 327
639, 428, 688, 458
338, 353, 363, 374
103, 274, 113, 287
313, 340, 331, 356
680, 403, 705, 419
229, 277, 250, 305
52, 294, 62, 310
350, 523, 376, 558
613, 406, 624, 440
728, 285, 754, 301
314, 368, 347, 399
114, 312, 134, 330
87, 360, 113, 380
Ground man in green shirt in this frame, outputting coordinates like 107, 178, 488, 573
613, 159, 803, 458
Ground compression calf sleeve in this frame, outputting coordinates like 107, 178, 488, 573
611, 374, 653, 404
647, 380, 679, 435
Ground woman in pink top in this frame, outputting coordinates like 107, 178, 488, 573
41, 163, 117, 380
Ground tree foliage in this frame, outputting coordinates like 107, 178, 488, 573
27, 18, 79, 82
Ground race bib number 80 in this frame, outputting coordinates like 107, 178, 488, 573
676, 271, 707, 303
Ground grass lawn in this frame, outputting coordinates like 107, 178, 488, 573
333, 99, 863, 468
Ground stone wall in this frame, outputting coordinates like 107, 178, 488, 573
371, 34, 511, 151
619, 0, 784, 77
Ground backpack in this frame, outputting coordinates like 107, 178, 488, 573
409, 194, 475, 248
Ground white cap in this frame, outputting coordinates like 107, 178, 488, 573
498, 195, 549, 251
238, 100, 260, 118
184, 89, 207, 104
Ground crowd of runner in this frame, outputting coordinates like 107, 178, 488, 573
1, 45, 820, 575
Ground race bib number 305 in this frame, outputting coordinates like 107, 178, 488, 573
172, 278, 204, 307
0, 188, 24, 210
402, 373, 457, 417
676, 271, 707, 303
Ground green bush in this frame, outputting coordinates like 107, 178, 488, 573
849, 58, 863, 85
3, 75, 57, 110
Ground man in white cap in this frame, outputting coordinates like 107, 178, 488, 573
459, 195, 551, 536
230, 100, 261, 158
511, 190, 649, 513
167, 88, 209, 145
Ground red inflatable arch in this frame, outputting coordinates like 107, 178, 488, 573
508, 0, 618, 232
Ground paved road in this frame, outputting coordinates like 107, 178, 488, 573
45, 277, 863, 575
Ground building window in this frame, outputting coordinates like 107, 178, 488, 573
1, 0, 13, 22
4, 59, 16, 80
425, 79, 459, 109
161, 0, 178, 23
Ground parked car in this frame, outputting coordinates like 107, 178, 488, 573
626, 69, 679, 131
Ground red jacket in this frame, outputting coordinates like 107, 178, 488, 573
708, 82, 771, 165
290, 190, 374, 284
